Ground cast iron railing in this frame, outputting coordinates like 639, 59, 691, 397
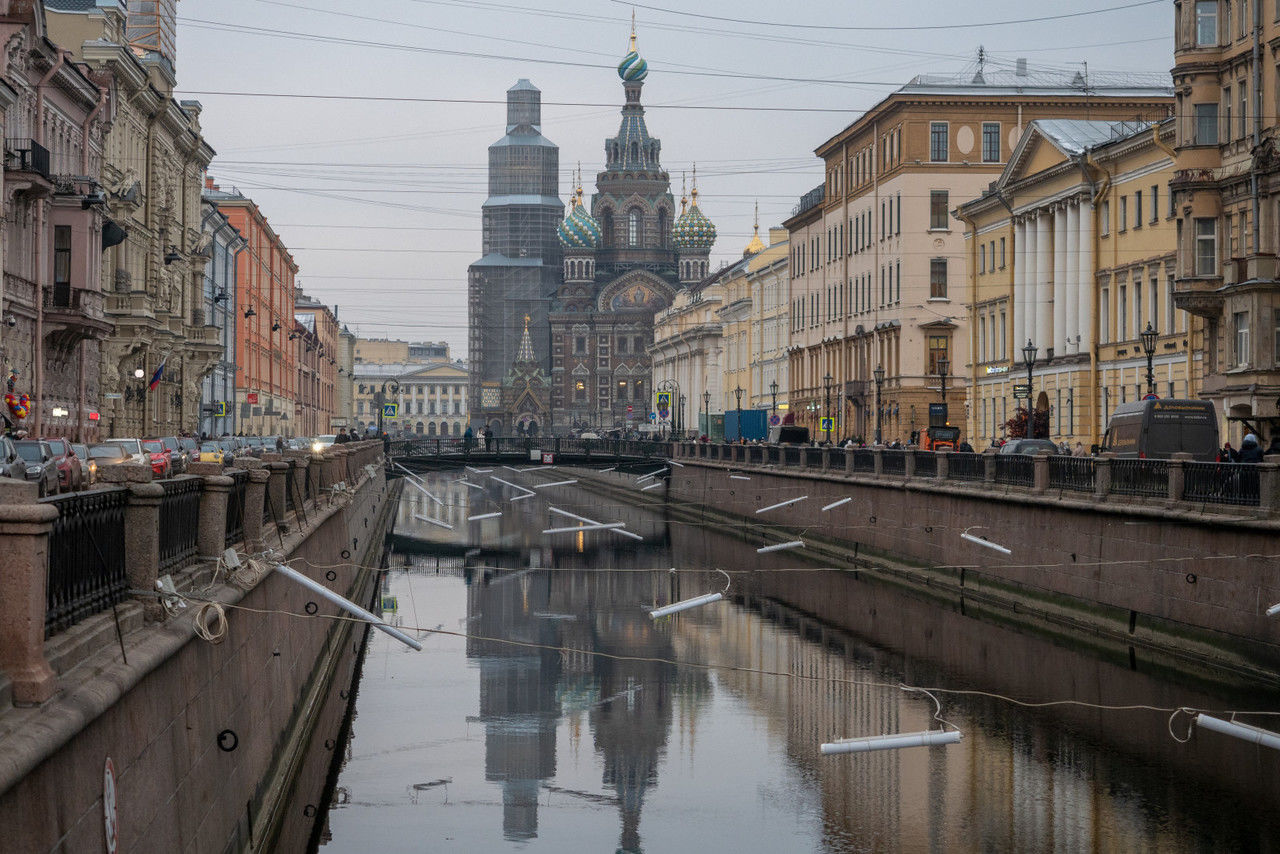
1111, 458, 1168, 498
1048, 456, 1096, 493
851, 449, 875, 473
159, 477, 202, 572
881, 449, 906, 475
225, 469, 248, 547
1183, 461, 1260, 506
994, 455, 1035, 487
43, 488, 129, 637
914, 452, 937, 478
947, 452, 985, 481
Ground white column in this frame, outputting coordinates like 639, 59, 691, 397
1024, 216, 1037, 350
1064, 203, 1080, 353
1013, 218, 1027, 352
1077, 201, 1094, 351
1035, 213, 1052, 350
1053, 206, 1067, 356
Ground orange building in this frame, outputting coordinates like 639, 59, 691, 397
204, 179, 299, 436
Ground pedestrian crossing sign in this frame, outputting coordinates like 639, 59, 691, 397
383, 403, 398, 417
655, 391, 671, 419
820, 417, 834, 432
214, 401, 226, 417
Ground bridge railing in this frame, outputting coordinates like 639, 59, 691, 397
669, 443, 1279, 514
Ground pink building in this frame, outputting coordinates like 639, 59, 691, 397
0, 2, 111, 440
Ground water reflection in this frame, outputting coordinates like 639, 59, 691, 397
316, 471, 1280, 853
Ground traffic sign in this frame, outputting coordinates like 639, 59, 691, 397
769, 414, 780, 426
1012, 383, 1030, 400
649, 412, 657, 421
655, 391, 671, 420
820, 416, 834, 432
383, 403, 398, 417
1143, 393, 1160, 400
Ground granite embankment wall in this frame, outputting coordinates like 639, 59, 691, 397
0, 441, 398, 853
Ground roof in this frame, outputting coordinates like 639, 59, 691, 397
1032, 119, 1149, 155
508, 79, 539, 93
353, 361, 469, 379
902, 67, 1172, 98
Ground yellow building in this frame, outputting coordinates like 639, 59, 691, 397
353, 338, 449, 364
651, 271, 727, 436
959, 117, 1198, 447
745, 227, 790, 416
352, 361, 469, 438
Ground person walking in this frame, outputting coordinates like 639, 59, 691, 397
484, 426, 494, 452
463, 425, 474, 452
335, 428, 350, 444
1237, 433, 1265, 463
1073, 441, 1086, 457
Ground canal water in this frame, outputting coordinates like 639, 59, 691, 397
306, 470, 1280, 852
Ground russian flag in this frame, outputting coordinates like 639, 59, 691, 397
148, 356, 166, 391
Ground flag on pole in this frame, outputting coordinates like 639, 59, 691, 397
148, 356, 166, 391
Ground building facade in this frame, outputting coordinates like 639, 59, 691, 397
746, 228, 791, 417
785, 68, 1173, 444
651, 270, 726, 438
294, 291, 340, 436
548, 30, 715, 435
198, 198, 243, 437
353, 361, 469, 437
1170, 0, 1280, 444
203, 180, 299, 436
0, 3, 112, 441
353, 337, 448, 364
335, 325, 355, 430
47, 0, 219, 439
468, 80, 562, 434
960, 118, 1197, 448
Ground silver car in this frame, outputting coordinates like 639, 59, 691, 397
14, 439, 58, 497
0, 436, 29, 483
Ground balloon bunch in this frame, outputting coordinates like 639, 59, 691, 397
5, 369, 27, 420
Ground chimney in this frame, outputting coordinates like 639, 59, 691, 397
205, 176, 214, 190
1016, 58, 1028, 77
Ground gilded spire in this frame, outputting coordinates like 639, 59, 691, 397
679, 172, 688, 216
690, 163, 699, 206
743, 200, 766, 257
629, 9, 637, 52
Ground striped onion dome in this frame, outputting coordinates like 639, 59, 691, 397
618, 29, 648, 83
672, 199, 716, 250
556, 197, 601, 249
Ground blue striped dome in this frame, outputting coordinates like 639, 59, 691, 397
618, 49, 648, 83
673, 202, 716, 250
557, 201, 602, 249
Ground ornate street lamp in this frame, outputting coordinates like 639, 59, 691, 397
937, 357, 949, 408
769, 379, 779, 419
734, 385, 744, 442
1023, 339, 1038, 438
822, 372, 834, 444
1140, 322, 1158, 397
703, 389, 711, 438
872, 364, 884, 445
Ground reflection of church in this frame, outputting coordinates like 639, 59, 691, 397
550, 27, 717, 434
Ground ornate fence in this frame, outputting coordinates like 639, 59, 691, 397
158, 477, 202, 572
225, 469, 248, 547
1183, 461, 1260, 506
994, 455, 1035, 488
947, 453, 985, 482
1111, 458, 1168, 498
42, 488, 129, 637
1048, 456, 1096, 493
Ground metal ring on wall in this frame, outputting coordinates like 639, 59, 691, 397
217, 729, 238, 752
326, 570, 337, 582
305, 602, 318, 615
341, 549, 351, 560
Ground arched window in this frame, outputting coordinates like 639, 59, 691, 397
427, 422, 437, 436
630, 141, 639, 162
629, 211, 639, 246
415, 421, 423, 434
602, 210, 614, 247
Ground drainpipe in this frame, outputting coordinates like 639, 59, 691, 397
1253, 0, 1263, 258
31, 51, 68, 439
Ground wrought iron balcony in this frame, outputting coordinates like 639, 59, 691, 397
5, 138, 51, 180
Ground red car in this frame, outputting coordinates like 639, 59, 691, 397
139, 438, 172, 478
42, 437, 83, 492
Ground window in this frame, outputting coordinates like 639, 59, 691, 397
982, 122, 1000, 162
1274, 309, 1280, 365
574, 336, 587, 354
1134, 278, 1143, 330
1120, 196, 1128, 231
1234, 310, 1250, 366
1134, 191, 1143, 228
1194, 103, 1218, 145
896, 192, 902, 234
1168, 183, 1177, 218
1150, 279, 1159, 334
1151, 185, 1160, 223
53, 225, 71, 305
628, 211, 639, 246
979, 244, 987, 274
1000, 236, 1006, 268
575, 380, 587, 402
1168, 274, 1178, 333
1240, 82, 1249, 139
930, 258, 948, 299
1119, 284, 1128, 340
930, 191, 949, 230
930, 122, 948, 162
927, 335, 949, 375
1196, 0, 1218, 45
1195, 217, 1218, 275
1101, 200, 1111, 236
1223, 86, 1232, 140
999, 310, 1007, 357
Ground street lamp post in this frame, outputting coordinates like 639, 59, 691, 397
733, 385, 744, 442
134, 367, 145, 434
1022, 339, 1038, 439
769, 379, 779, 420
872, 364, 884, 445
1140, 322, 1158, 397
703, 389, 710, 438
822, 373, 833, 444
937, 357, 949, 409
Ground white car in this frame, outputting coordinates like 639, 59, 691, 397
312, 434, 337, 453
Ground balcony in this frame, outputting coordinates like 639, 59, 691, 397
41, 286, 113, 352
791, 184, 825, 218
4, 138, 52, 185
4, 272, 38, 309
844, 380, 867, 399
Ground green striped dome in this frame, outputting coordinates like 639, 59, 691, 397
557, 201, 602, 249
618, 49, 648, 83
673, 202, 716, 250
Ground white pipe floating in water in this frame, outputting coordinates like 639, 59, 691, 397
509, 493, 536, 502
548, 506, 644, 541
393, 461, 425, 482
961, 531, 1011, 555
272, 562, 422, 651
820, 729, 962, 755
467, 512, 502, 521
404, 478, 444, 506
756, 496, 808, 514
1195, 714, 1280, 751
455, 480, 482, 490
758, 540, 805, 554
640, 482, 663, 491
414, 512, 454, 530
649, 592, 723, 619
533, 480, 578, 488
637, 468, 667, 482
822, 497, 852, 512
1267, 603, 1280, 617
665, 459, 685, 467
542, 522, 627, 534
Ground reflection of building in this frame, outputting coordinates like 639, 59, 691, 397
468, 80, 562, 435
959, 118, 1196, 446
549, 28, 716, 435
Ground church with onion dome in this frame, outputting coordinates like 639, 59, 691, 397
548, 24, 717, 434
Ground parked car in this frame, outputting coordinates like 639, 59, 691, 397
88, 443, 132, 473
198, 442, 226, 465
14, 440, 58, 496
158, 436, 186, 474
245, 437, 265, 456
312, 434, 337, 453
140, 438, 172, 477
998, 439, 1063, 455
215, 440, 238, 465
43, 437, 83, 492
0, 436, 29, 483
103, 438, 148, 467
178, 437, 199, 468
70, 443, 95, 486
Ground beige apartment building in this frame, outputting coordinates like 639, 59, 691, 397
353, 337, 449, 365
959, 118, 1200, 448
352, 361, 469, 438
744, 228, 790, 417
784, 69, 1172, 444
1170, 0, 1280, 444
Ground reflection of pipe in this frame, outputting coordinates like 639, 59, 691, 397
467, 512, 502, 521
542, 523, 625, 534
649, 592, 723, 619
1267, 603, 1280, 617
821, 729, 961, 755
403, 476, 443, 506
1195, 714, 1280, 752
272, 562, 422, 651
533, 479, 578, 488
548, 505, 644, 541
413, 512, 453, 530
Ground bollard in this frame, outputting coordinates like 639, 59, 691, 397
872, 448, 884, 477
936, 451, 950, 480
196, 474, 234, 559
0, 480, 60, 704
1032, 450, 1049, 494
1261, 457, 1280, 513
1094, 454, 1114, 499
242, 467, 271, 551
123, 481, 165, 622
1168, 452, 1192, 502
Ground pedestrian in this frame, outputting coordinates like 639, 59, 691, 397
463, 425, 474, 452
1218, 441, 1234, 462
335, 428, 350, 444
484, 426, 494, 452
1073, 441, 1086, 457
275, 436, 285, 452
381, 431, 391, 454
958, 439, 975, 453
1237, 433, 1264, 463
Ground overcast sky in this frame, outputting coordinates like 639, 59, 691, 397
176, 0, 1174, 357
